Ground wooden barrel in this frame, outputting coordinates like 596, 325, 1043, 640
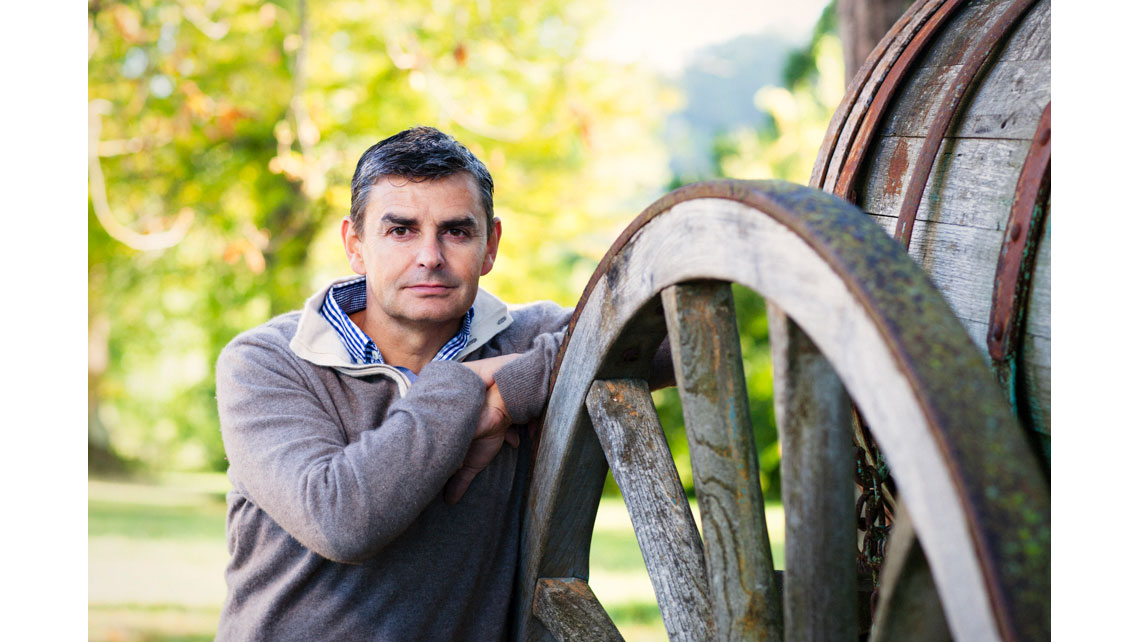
812, 0, 1051, 466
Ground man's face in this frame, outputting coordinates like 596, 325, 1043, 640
342, 172, 500, 334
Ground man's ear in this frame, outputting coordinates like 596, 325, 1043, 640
480, 217, 502, 276
341, 217, 366, 275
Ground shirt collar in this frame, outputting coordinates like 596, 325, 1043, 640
319, 276, 474, 366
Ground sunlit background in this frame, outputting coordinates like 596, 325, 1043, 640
88, 0, 844, 639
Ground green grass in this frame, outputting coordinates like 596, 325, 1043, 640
88, 500, 227, 540
89, 604, 220, 642
588, 496, 785, 641
590, 528, 648, 572
89, 475, 231, 642
89, 475, 784, 641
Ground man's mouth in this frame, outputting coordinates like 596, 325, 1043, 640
405, 283, 456, 294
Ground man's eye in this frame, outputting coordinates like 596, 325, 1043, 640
390, 227, 409, 236
444, 228, 469, 238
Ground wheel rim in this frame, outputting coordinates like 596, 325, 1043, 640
517, 180, 1049, 642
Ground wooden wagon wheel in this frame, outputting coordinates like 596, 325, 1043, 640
513, 180, 1049, 642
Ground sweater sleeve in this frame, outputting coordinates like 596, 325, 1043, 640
490, 302, 576, 424
216, 334, 485, 564
490, 302, 675, 422
493, 330, 565, 424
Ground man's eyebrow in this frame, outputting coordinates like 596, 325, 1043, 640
379, 213, 418, 227
438, 214, 479, 229
377, 213, 479, 230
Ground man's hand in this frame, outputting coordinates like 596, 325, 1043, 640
444, 353, 524, 504
444, 383, 516, 504
460, 353, 521, 387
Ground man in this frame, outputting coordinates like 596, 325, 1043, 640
215, 127, 573, 641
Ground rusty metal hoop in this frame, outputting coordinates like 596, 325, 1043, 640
514, 180, 1049, 642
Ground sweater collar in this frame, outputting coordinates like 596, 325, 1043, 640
289, 275, 514, 375
320, 276, 474, 366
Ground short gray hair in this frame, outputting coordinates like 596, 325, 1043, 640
349, 126, 495, 234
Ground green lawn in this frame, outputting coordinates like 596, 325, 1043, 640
89, 474, 231, 642
89, 474, 784, 641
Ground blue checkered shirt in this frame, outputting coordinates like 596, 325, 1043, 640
319, 276, 474, 383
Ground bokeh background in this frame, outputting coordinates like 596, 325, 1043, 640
88, 0, 849, 639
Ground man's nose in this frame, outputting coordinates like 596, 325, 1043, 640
415, 234, 444, 269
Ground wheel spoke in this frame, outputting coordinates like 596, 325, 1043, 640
522, 182, 1049, 642
869, 503, 952, 642
662, 282, 782, 641
770, 306, 858, 641
534, 578, 626, 642
586, 379, 714, 641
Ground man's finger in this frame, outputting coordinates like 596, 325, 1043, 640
461, 353, 522, 388
444, 467, 478, 505
504, 426, 519, 448
473, 399, 510, 440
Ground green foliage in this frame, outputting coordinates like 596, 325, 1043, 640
782, 0, 839, 88
641, 4, 842, 500
713, 1, 845, 185
89, 0, 670, 471
89, 498, 226, 540
89, 0, 843, 498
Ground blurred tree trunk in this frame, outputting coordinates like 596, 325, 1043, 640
837, 0, 911, 85
89, 313, 128, 475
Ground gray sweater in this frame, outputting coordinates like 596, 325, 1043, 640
215, 281, 571, 641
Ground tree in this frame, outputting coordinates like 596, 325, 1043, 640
88, 0, 670, 472
836, 0, 911, 84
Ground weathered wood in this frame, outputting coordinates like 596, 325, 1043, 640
597, 297, 672, 383
958, 317, 990, 355
861, 135, 1030, 230
916, 0, 1050, 68
1023, 203, 1050, 340
586, 379, 714, 641
662, 282, 782, 641
849, 0, 1052, 353
1001, 0, 1050, 62
769, 306, 858, 642
958, 315, 1048, 373
867, 213, 1052, 360
864, 209, 1051, 441
879, 60, 1050, 140
811, 0, 934, 188
822, 0, 1051, 199
846, 0, 1052, 461
520, 2, 1052, 630
867, 213, 1004, 328
1018, 205, 1050, 449
869, 504, 953, 642
516, 301, 668, 642
534, 578, 626, 642
518, 185, 1048, 642
825, 0, 1050, 194
517, 412, 610, 642
821, 0, 956, 192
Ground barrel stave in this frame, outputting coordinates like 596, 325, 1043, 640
823, 0, 1052, 452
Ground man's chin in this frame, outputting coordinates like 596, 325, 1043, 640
396, 298, 473, 325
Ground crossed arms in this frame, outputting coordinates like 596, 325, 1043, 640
216, 307, 569, 564
217, 303, 671, 565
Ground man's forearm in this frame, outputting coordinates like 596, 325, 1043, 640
218, 340, 486, 564
492, 329, 566, 424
